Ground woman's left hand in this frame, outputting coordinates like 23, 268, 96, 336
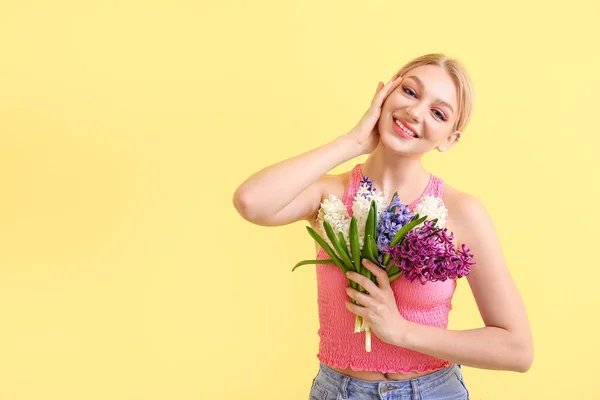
345, 259, 409, 346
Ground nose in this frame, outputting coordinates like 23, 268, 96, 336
406, 105, 424, 122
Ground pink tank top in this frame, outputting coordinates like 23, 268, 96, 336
315, 163, 455, 373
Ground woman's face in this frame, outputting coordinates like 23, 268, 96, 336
378, 64, 460, 155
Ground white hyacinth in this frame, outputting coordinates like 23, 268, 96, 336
413, 195, 448, 229
316, 194, 350, 252
351, 183, 388, 250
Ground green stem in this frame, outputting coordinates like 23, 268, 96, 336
354, 315, 362, 333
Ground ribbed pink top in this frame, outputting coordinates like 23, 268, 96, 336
315, 163, 455, 373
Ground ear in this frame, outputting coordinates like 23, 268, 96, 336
437, 130, 461, 152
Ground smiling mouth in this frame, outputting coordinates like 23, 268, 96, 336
393, 118, 419, 138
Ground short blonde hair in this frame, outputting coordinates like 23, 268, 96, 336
395, 53, 474, 135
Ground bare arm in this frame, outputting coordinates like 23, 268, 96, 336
232, 136, 360, 226
395, 195, 534, 372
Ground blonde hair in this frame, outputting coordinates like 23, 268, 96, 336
395, 53, 474, 135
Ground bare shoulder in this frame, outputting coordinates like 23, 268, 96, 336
442, 183, 485, 218
322, 170, 352, 198
442, 183, 495, 246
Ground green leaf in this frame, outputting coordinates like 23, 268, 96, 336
349, 217, 364, 292
336, 232, 359, 289
368, 235, 379, 260
306, 226, 347, 275
292, 259, 336, 271
388, 271, 402, 283
364, 236, 374, 261
387, 264, 400, 277
364, 234, 374, 269
350, 218, 361, 271
373, 199, 378, 229
382, 253, 390, 266
323, 221, 361, 290
389, 215, 428, 247
368, 201, 376, 238
337, 232, 349, 257
372, 201, 378, 250
362, 206, 374, 259
323, 220, 355, 272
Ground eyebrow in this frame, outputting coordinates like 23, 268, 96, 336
406, 75, 455, 114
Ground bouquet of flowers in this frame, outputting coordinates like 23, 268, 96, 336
293, 176, 476, 352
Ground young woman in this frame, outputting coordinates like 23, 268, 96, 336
233, 53, 533, 399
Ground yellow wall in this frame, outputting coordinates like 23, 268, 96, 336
1, 1, 598, 399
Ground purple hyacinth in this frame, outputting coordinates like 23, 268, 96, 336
376, 193, 413, 264
385, 220, 476, 284
359, 176, 375, 198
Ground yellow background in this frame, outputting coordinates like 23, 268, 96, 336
0, 0, 598, 399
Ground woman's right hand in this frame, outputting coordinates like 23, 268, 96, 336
344, 74, 404, 155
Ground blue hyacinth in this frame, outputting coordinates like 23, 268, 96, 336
376, 193, 413, 264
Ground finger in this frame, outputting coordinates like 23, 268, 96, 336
371, 81, 384, 105
386, 75, 403, 95
362, 259, 390, 289
345, 286, 376, 308
345, 300, 368, 317
347, 271, 379, 294
374, 77, 401, 107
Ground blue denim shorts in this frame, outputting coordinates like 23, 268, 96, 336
309, 362, 469, 400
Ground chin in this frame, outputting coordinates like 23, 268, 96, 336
379, 131, 434, 158
380, 129, 414, 148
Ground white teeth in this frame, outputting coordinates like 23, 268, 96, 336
395, 119, 418, 138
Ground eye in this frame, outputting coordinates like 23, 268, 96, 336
403, 87, 417, 97
433, 110, 447, 121
404, 86, 448, 121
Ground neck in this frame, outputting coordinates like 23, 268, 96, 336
361, 144, 430, 202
